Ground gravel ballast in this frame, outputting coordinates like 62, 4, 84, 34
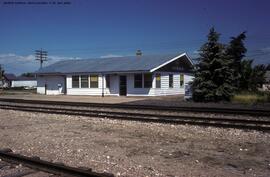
0, 109, 269, 177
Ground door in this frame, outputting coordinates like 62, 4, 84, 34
119, 75, 127, 96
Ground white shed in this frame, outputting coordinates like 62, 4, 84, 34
11, 76, 37, 88
36, 53, 194, 96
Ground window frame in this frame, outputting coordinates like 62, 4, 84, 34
144, 73, 152, 88
169, 74, 173, 88
180, 74, 184, 88
72, 75, 80, 88
90, 75, 99, 88
155, 73, 161, 88
80, 75, 89, 88
134, 74, 142, 88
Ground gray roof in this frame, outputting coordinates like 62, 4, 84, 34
36, 53, 193, 74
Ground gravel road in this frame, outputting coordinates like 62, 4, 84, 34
0, 109, 269, 177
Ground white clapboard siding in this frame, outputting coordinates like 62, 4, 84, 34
37, 75, 65, 95
12, 80, 37, 88
66, 74, 118, 96
38, 72, 193, 96
126, 72, 191, 96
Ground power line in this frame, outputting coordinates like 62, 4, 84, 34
246, 52, 270, 58
35, 49, 48, 69
1, 34, 270, 55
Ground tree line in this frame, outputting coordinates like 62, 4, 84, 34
192, 28, 269, 102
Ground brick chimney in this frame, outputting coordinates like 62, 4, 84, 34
136, 50, 142, 56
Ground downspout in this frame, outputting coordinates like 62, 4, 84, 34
45, 83, 47, 95
102, 73, 104, 97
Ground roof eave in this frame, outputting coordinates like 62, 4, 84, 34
150, 52, 193, 72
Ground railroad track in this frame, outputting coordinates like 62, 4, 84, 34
0, 98, 269, 116
0, 149, 114, 177
0, 103, 269, 131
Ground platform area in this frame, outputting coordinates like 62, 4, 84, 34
0, 91, 184, 104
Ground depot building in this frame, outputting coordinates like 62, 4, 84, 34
36, 52, 194, 96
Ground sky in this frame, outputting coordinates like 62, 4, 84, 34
0, 0, 270, 75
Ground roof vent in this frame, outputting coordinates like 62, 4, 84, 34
136, 50, 142, 56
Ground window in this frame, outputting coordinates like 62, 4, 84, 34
144, 73, 152, 88
156, 73, 161, 88
180, 74, 184, 87
81, 75, 89, 88
134, 74, 142, 88
106, 75, 110, 88
72, 76, 79, 88
169, 74, 173, 88
90, 75, 98, 88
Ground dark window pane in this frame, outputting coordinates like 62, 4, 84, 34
180, 74, 184, 87
169, 74, 173, 88
144, 73, 152, 88
106, 75, 110, 88
72, 76, 79, 88
90, 75, 98, 88
81, 75, 89, 88
134, 74, 142, 88
156, 73, 161, 88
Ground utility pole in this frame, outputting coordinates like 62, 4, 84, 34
0, 64, 4, 87
136, 49, 142, 56
35, 49, 48, 69
101, 73, 104, 97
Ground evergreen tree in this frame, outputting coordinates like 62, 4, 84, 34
267, 64, 270, 70
239, 60, 266, 91
226, 32, 247, 89
239, 59, 253, 90
21, 72, 35, 77
192, 28, 235, 102
251, 64, 266, 90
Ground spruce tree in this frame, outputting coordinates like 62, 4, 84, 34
266, 64, 270, 70
226, 32, 247, 89
239, 59, 253, 90
239, 60, 266, 91
251, 64, 266, 90
192, 28, 235, 102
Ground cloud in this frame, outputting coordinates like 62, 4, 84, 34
193, 50, 200, 54
260, 47, 270, 53
0, 53, 17, 57
100, 54, 123, 58
0, 53, 76, 75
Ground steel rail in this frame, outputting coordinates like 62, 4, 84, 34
0, 104, 270, 131
0, 98, 269, 116
0, 103, 270, 125
0, 149, 113, 177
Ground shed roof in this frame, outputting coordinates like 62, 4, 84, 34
36, 53, 193, 74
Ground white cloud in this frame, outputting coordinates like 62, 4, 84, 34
0, 53, 17, 57
260, 47, 270, 52
193, 50, 200, 54
100, 54, 123, 58
0, 53, 75, 75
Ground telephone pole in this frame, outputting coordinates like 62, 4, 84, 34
35, 49, 47, 69
0, 64, 4, 87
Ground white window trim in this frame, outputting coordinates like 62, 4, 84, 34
150, 53, 194, 72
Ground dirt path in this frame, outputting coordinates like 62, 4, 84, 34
0, 109, 269, 177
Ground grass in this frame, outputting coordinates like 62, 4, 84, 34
231, 91, 270, 104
